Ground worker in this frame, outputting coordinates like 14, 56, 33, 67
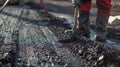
72, 0, 112, 42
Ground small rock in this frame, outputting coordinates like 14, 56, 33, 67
98, 55, 104, 61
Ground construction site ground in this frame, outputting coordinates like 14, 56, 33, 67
0, 0, 120, 67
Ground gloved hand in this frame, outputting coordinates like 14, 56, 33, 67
72, 0, 89, 8
72, 0, 82, 8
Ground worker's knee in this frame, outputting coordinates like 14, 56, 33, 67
96, 0, 112, 16
79, 0, 91, 11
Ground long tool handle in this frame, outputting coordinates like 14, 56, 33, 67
74, 6, 79, 29
0, 0, 9, 12
64, 6, 79, 33
40, 0, 49, 17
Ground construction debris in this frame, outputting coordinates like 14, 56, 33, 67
0, 0, 120, 67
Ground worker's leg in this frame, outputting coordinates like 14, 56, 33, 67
77, 0, 91, 38
58, 0, 92, 43
95, 0, 112, 42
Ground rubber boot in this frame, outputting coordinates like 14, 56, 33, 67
77, 10, 90, 40
58, 11, 90, 43
95, 15, 109, 42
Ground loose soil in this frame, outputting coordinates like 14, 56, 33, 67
0, 0, 120, 67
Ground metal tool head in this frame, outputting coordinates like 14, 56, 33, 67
64, 29, 74, 33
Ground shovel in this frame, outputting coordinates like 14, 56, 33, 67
65, 6, 79, 33
58, 6, 79, 43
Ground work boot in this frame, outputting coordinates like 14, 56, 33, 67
94, 15, 109, 42
58, 11, 90, 43
74, 27, 90, 41
77, 10, 90, 40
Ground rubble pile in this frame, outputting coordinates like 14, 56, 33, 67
0, 5, 120, 66
48, 17, 120, 67
48, 17, 72, 40
0, 43, 120, 67
0, 45, 80, 67
62, 41, 120, 67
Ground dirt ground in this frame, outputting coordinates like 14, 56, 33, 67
0, 0, 120, 67
44, 0, 120, 39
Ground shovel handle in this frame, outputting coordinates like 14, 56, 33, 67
74, 6, 79, 29
0, 0, 9, 12
40, 0, 49, 17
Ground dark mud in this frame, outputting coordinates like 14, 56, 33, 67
1, 42, 120, 67
90, 25, 120, 40
0, 2, 120, 67
62, 41, 120, 67
0, 16, 120, 67
48, 17, 72, 40
47, 17, 120, 67
107, 28, 120, 40
0, 45, 67, 67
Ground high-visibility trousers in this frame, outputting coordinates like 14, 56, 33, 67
80, 0, 112, 17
